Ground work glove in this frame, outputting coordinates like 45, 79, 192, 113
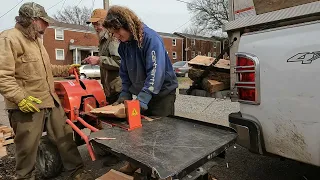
136, 91, 152, 111
18, 96, 42, 113
112, 92, 132, 106
68, 64, 81, 75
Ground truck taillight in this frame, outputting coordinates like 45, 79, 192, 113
235, 53, 260, 105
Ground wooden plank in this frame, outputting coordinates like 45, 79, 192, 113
0, 144, 7, 157
90, 104, 126, 118
97, 169, 133, 180
202, 79, 227, 94
188, 56, 214, 67
188, 56, 230, 69
3, 139, 14, 146
253, 0, 318, 14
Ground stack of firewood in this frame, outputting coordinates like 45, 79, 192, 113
0, 125, 14, 157
188, 56, 230, 94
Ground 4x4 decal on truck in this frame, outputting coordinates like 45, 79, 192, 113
287, 52, 320, 64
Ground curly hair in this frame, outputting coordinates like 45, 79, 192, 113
103, 6, 144, 48
15, 15, 33, 27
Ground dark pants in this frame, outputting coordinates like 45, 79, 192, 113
8, 104, 84, 180
143, 91, 176, 117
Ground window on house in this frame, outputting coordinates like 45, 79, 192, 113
191, 39, 196, 46
191, 51, 195, 58
172, 39, 176, 46
198, 51, 201, 55
208, 52, 211, 57
213, 41, 220, 48
55, 29, 64, 40
172, 52, 177, 59
55, 49, 65, 60
213, 52, 217, 58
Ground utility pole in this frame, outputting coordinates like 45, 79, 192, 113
103, 0, 109, 10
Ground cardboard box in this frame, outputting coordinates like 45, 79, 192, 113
96, 169, 134, 180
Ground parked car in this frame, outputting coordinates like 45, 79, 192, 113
172, 61, 190, 77
79, 65, 100, 79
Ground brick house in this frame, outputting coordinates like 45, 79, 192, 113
212, 35, 230, 59
43, 21, 184, 65
157, 32, 184, 63
174, 33, 222, 61
43, 21, 99, 65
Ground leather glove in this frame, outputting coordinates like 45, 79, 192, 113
18, 96, 42, 113
68, 64, 81, 75
112, 92, 132, 106
137, 91, 152, 111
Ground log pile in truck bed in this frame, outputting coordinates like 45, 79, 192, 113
188, 56, 230, 94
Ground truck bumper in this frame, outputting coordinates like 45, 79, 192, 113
229, 112, 264, 154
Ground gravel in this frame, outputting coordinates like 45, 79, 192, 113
175, 94, 240, 126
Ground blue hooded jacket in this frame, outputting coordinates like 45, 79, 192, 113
118, 24, 178, 105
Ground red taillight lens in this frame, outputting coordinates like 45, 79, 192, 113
238, 88, 256, 101
237, 57, 254, 66
239, 72, 255, 82
236, 56, 257, 103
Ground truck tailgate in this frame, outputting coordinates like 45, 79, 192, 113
90, 116, 237, 179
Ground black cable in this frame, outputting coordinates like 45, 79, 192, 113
48, 0, 65, 10
76, 0, 84, 7
0, 0, 24, 19
60, 0, 68, 11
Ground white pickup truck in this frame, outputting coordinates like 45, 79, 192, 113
225, 0, 320, 167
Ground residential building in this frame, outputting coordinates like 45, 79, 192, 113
157, 32, 184, 63
43, 21, 184, 65
43, 21, 99, 65
212, 35, 230, 59
174, 33, 222, 61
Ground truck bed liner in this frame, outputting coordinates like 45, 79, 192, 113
90, 116, 237, 179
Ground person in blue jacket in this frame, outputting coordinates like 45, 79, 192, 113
104, 5, 178, 117
103, 5, 178, 174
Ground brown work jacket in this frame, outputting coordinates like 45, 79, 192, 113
0, 24, 70, 109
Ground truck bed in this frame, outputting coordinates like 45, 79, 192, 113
89, 116, 237, 179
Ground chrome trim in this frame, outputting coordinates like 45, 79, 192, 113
235, 86, 255, 89
235, 70, 255, 73
234, 52, 261, 105
235, 65, 255, 69
235, 82, 255, 85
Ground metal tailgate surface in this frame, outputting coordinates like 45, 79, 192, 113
90, 116, 237, 179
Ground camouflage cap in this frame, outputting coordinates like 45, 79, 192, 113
19, 2, 54, 24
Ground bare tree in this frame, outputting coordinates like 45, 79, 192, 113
187, 0, 229, 32
183, 26, 204, 36
53, 6, 92, 25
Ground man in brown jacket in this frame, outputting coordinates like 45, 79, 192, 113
84, 9, 121, 104
0, 2, 93, 180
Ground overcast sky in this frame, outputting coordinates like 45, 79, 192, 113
0, 0, 193, 33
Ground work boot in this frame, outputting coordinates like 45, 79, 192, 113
119, 162, 139, 176
72, 169, 94, 180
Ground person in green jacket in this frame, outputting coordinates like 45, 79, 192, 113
84, 9, 122, 104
